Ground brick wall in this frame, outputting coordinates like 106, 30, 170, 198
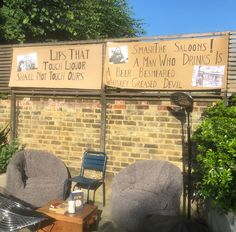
0, 96, 215, 176
16, 97, 101, 174
0, 99, 11, 125
105, 99, 209, 174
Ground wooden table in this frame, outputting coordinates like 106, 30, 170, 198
36, 200, 98, 232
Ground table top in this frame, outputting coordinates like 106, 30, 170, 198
37, 200, 97, 224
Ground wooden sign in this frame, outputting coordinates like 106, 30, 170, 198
104, 35, 229, 90
9, 44, 103, 89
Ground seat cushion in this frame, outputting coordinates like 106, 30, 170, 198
26, 177, 61, 190
20, 177, 64, 207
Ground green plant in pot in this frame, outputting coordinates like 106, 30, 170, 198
192, 96, 236, 213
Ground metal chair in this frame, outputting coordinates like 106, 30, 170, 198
64, 150, 107, 206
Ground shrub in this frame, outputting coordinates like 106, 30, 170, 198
193, 97, 236, 213
0, 125, 21, 173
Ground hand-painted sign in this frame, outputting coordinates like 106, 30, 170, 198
9, 44, 103, 89
104, 35, 228, 90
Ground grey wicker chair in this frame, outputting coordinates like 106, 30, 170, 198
6, 149, 69, 207
110, 160, 183, 232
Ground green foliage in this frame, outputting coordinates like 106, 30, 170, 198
193, 98, 236, 212
0, 124, 21, 173
0, 95, 21, 172
0, 0, 145, 43
0, 125, 10, 147
0, 140, 21, 173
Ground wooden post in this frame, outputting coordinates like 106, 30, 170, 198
100, 94, 107, 153
100, 44, 107, 153
10, 91, 17, 141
